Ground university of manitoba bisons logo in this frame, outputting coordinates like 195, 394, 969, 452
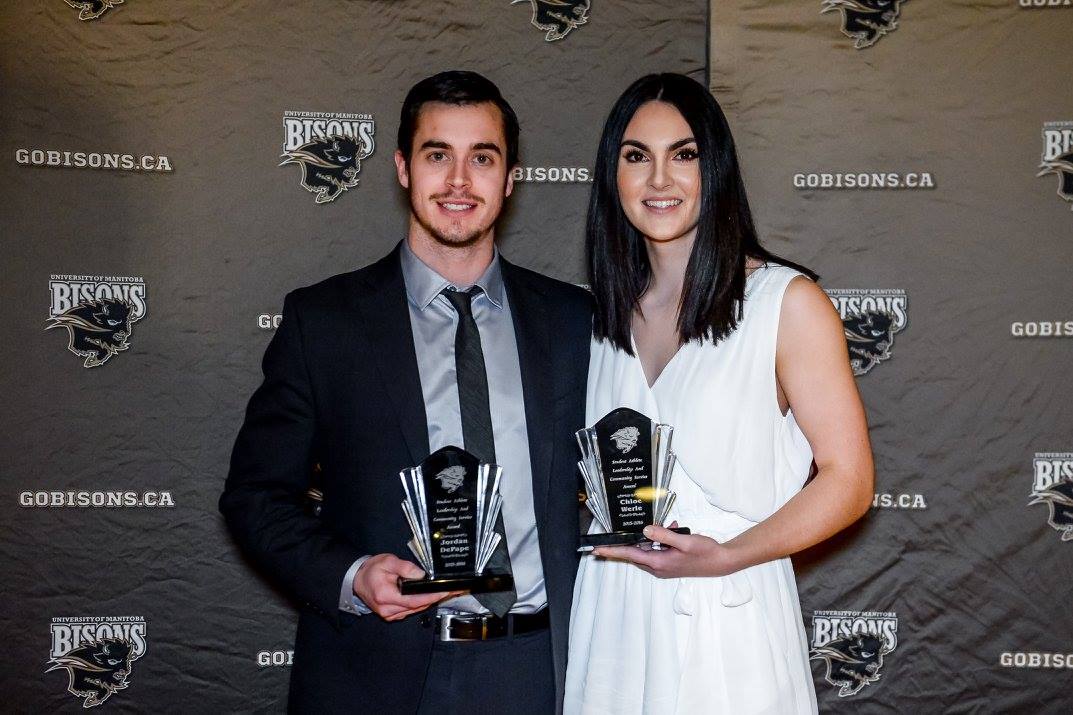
810, 611, 898, 697
280, 111, 375, 204
47, 616, 147, 708
65, 0, 123, 21
513, 0, 590, 41
46, 275, 147, 368
435, 466, 467, 494
826, 289, 908, 376
1038, 122, 1073, 210
1030, 453, 1073, 542
821, 0, 907, 49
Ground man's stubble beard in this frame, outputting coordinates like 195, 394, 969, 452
416, 211, 487, 249
408, 183, 506, 249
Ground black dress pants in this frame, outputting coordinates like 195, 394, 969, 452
416, 628, 555, 715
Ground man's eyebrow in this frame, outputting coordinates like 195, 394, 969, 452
418, 140, 502, 156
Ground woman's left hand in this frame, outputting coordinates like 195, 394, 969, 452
591, 524, 744, 579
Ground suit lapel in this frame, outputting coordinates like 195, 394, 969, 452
349, 246, 430, 465
502, 260, 554, 528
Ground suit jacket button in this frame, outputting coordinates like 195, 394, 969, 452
420, 615, 432, 628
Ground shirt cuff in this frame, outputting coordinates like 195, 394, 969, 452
339, 555, 373, 615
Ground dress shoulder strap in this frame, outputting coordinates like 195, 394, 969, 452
745, 264, 806, 306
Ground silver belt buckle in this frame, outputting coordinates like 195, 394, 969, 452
437, 613, 484, 642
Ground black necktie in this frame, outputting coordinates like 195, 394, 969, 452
442, 287, 516, 617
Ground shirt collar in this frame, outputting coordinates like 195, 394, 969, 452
400, 239, 506, 310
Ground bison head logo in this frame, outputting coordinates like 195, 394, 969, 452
280, 136, 371, 204
821, 0, 907, 49
512, 0, 590, 42
46, 637, 135, 708
64, 0, 124, 21
435, 465, 467, 494
1037, 150, 1073, 211
810, 633, 889, 697
46, 298, 137, 368
609, 426, 640, 454
1029, 480, 1073, 542
843, 310, 898, 376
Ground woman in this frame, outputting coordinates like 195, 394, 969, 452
564, 74, 874, 714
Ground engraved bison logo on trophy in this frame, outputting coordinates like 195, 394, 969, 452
46, 637, 136, 708
810, 633, 890, 697
46, 298, 137, 368
821, 0, 907, 49
609, 426, 640, 454
280, 135, 371, 204
435, 466, 468, 494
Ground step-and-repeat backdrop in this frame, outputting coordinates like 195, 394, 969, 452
711, 2, 1072, 713
1, 1, 1069, 712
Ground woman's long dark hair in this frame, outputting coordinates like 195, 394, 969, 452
587, 73, 816, 354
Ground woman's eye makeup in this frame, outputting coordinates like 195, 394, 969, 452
620, 146, 698, 163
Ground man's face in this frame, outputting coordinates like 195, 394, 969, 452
395, 102, 514, 248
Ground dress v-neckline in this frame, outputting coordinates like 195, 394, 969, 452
631, 332, 686, 392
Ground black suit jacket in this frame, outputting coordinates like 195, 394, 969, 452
220, 245, 592, 713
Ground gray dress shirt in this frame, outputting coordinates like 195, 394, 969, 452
339, 240, 547, 616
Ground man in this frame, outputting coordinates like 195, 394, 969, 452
220, 71, 591, 714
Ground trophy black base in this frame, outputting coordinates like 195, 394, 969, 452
398, 572, 514, 595
578, 527, 691, 552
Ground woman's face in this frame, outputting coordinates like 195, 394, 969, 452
616, 101, 701, 244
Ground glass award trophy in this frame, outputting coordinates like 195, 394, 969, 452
576, 407, 690, 551
397, 445, 515, 595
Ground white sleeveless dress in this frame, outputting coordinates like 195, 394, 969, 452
564, 265, 819, 715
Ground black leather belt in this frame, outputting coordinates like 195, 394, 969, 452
435, 609, 549, 642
